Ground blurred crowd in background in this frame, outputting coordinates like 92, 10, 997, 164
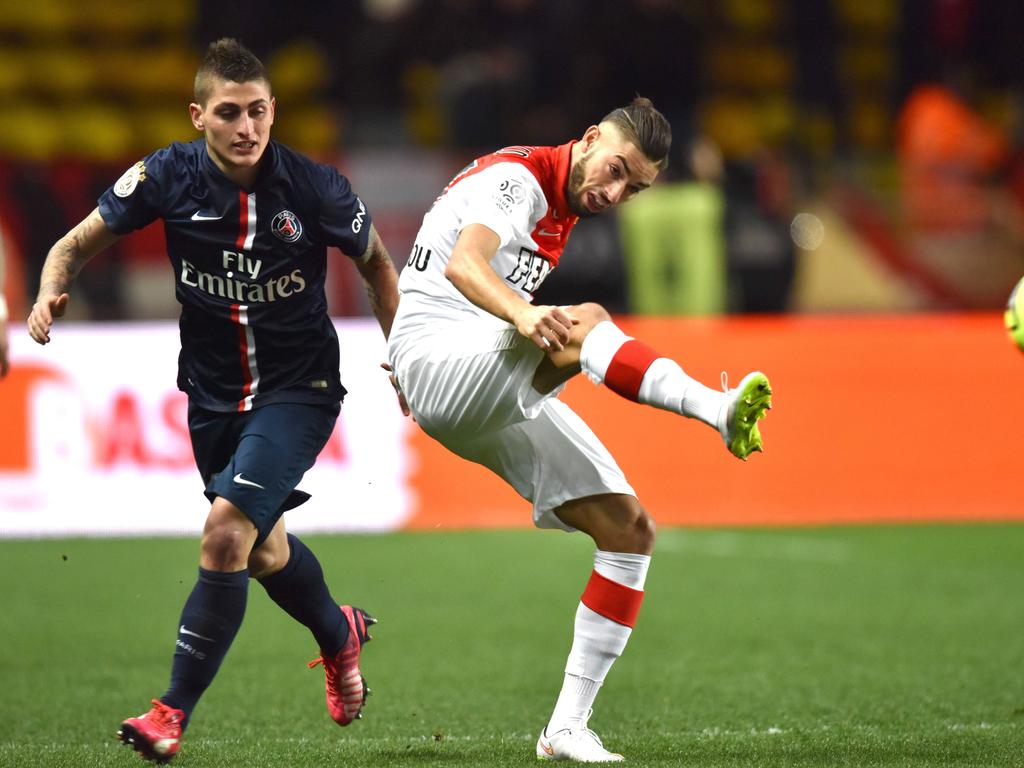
0, 0, 1023, 323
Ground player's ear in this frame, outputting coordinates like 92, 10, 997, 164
188, 103, 205, 132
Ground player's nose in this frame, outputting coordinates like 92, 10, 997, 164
238, 114, 255, 136
604, 179, 627, 206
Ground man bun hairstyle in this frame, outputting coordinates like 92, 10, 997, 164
601, 97, 672, 170
194, 38, 270, 105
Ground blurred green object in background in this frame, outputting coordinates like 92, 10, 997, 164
619, 183, 726, 316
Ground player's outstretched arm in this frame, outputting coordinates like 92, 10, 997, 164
355, 224, 401, 340
28, 208, 121, 345
445, 224, 575, 352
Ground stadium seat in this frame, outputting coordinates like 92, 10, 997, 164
268, 40, 330, 103
60, 104, 136, 161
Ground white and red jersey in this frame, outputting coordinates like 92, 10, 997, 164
392, 141, 580, 339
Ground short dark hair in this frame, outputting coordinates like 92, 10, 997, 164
193, 38, 270, 105
601, 97, 672, 170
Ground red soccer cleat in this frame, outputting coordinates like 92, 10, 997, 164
117, 699, 184, 764
308, 605, 376, 726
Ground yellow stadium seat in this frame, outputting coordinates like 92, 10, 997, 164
274, 105, 340, 157
0, 0, 76, 40
0, 103, 64, 160
268, 41, 329, 103
135, 106, 197, 155
0, 49, 31, 99
26, 48, 100, 98
60, 104, 135, 161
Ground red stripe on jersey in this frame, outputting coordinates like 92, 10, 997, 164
231, 303, 253, 412
236, 191, 248, 250
442, 142, 579, 266
604, 339, 659, 401
580, 569, 645, 628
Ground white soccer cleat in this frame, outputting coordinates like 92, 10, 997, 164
536, 715, 624, 762
718, 371, 772, 461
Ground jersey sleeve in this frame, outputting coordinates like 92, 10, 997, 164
97, 146, 173, 234
454, 164, 544, 247
316, 165, 372, 259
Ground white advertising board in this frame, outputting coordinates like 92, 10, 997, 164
0, 321, 412, 537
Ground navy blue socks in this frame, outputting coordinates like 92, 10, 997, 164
258, 534, 347, 656
161, 567, 249, 725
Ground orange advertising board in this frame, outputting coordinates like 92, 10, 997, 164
405, 313, 1022, 529
2, 314, 1019, 537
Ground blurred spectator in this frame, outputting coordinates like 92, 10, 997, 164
13, 164, 72, 316
595, 0, 702, 174
616, 134, 728, 315
408, 0, 565, 152
792, 0, 846, 156
723, 149, 797, 313
896, 73, 1023, 306
533, 215, 630, 314
3, 0, 1024, 317
897, 78, 1007, 232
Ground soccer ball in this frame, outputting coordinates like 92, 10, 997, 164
1005, 276, 1024, 352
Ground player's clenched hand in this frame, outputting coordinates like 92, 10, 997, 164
513, 304, 577, 352
380, 362, 412, 418
27, 293, 69, 345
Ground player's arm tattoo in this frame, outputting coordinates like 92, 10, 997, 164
37, 208, 119, 299
355, 224, 401, 339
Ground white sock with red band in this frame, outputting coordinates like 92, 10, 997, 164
546, 550, 651, 733
579, 320, 726, 427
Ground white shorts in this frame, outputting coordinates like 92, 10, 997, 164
389, 323, 636, 531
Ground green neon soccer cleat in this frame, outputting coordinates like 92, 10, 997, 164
719, 371, 773, 460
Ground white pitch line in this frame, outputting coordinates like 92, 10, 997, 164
656, 530, 853, 563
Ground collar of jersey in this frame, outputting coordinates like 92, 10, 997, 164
199, 138, 281, 192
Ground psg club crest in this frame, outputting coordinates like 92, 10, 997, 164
271, 210, 303, 243
113, 161, 146, 198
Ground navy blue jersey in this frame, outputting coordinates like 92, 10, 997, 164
98, 139, 371, 412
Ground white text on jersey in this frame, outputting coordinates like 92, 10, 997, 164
180, 259, 307, 303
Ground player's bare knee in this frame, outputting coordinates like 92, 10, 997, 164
570, 302, 611, 334
200, 525, 252, 571
583, 498, 655, 554
610, 503, 654, 554
631, 509, 656, 554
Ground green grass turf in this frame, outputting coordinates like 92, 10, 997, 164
1, 524, 1022, 767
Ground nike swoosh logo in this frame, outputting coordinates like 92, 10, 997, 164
538, 228, 560, 237
191, 211, 223, 221
233, 472, 265, 489
180, 625, 215, 642
539, 739, 554, 756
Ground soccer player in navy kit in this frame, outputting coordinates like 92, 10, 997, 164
27, 39, 399, 764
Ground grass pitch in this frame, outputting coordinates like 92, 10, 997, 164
1, 524, 1022, 767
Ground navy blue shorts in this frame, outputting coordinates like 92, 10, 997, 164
188, 401, 340, 546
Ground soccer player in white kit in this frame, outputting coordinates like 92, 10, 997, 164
388, 97, 772, 763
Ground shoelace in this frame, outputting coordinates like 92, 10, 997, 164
574, 709, 604, 746
146, 700, 181, 727
721, 371, 730, 392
